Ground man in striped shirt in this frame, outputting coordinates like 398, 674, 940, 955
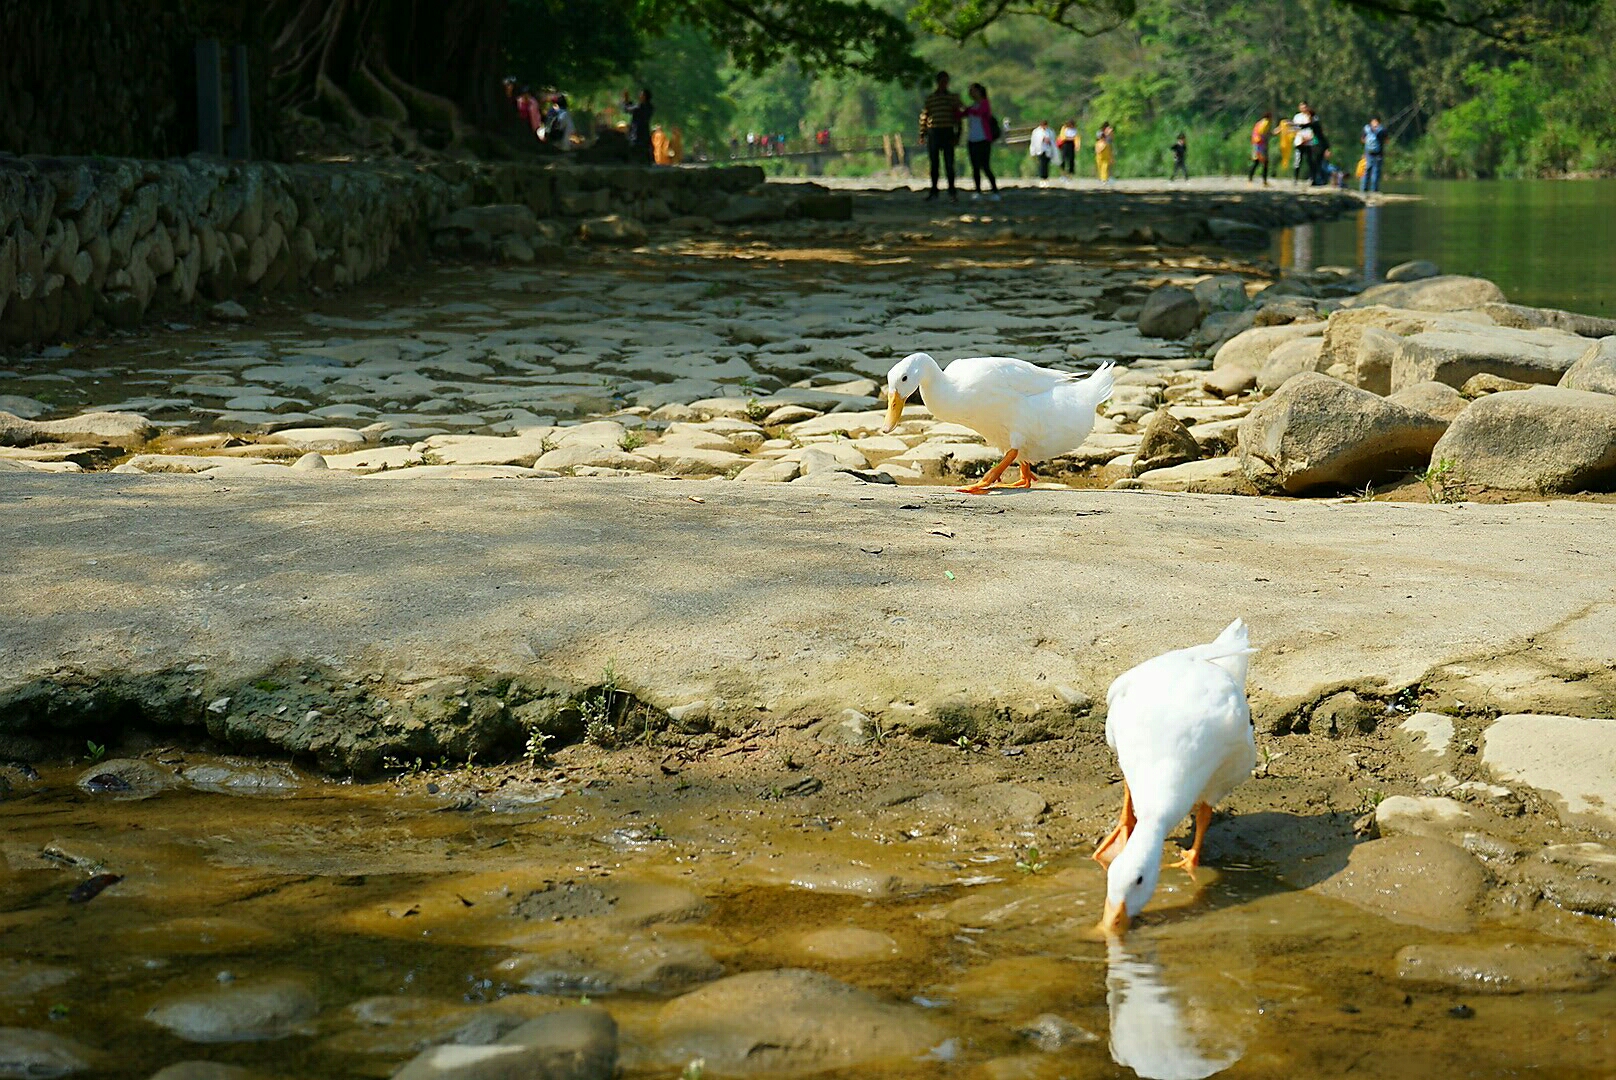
919, 71, 964, 201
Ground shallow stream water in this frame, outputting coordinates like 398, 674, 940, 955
3, 756, 1612, 1079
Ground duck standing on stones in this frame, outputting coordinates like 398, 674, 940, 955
881, 352, 1115, 493
1093, 619, 1258, 937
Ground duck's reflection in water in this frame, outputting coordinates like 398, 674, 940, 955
1106, 937, 1245, 1080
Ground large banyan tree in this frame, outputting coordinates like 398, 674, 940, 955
264, 0, 926, 157
266, 0, 510, 156
274, 0, 1594, 153
4, 0, 1593, 159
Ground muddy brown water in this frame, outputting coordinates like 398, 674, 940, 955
3, 752, 1612, 1080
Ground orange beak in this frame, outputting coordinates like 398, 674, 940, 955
882, 389, 907, 433
1098, 899, 1130, 937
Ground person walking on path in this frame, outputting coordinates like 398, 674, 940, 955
1248, 111, 1272, 184
1309, 114, 1331, 185
963, 82, 1001, 200
1094, 122, 1115, 183
1057, 120, 1080, 176
1169, 133, 1189, 180
1361, 115, 1385, 192
919, 71, 964, 201
1291, 103, 1315, 183
623, 88, 654, 165
1029, 120, 1057, 181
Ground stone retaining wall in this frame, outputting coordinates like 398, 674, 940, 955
0, 155, 766, 346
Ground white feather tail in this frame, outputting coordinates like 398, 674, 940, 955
1182, 618, 1256, 684
1080, 361, 1116, 409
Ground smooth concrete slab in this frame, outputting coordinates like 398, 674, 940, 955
2, 475, 1614, 730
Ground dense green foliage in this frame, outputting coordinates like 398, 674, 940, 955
504, 0, 1615, 177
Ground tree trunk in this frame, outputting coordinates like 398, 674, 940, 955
266, 0, 510, 157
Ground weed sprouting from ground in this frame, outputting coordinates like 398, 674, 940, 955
580, 662, 669, 748
524, 728, 552, 767
1419, 457, 1460, 503
618, 430, 646, 451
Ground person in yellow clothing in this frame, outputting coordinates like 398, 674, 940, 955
651, 126, 672, 165
1275, 118, 1296, 178
1094, 122, 1115, 183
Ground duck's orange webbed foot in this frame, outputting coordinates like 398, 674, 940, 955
956, 448, 1018, 495
1169, 802, 1214, 882
1092, 783, 1135, 869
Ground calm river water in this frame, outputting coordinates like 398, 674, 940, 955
1273, 179, 1616, 316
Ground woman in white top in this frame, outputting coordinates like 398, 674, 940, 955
1291, 103, 1314, 181
1029, 120, 1056, 181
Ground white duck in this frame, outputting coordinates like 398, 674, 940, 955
1094, 619, 1257, 937
882, 353, 1115, 494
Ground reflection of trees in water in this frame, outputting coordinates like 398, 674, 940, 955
1106, 938, 1246, 1080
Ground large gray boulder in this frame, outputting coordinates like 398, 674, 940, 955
1194, 309, 1255, 353
1476, 302, 1616, 339
1384, 260, 1440, 283
1131, 408, 1201, 475
1192, 274, 1248, 314
1352, 327, 1403, 395
1238, 372, 1447, 494
1137, 284, 1201, 339
1317, 306, 1496, 379
1558, 337, 1616, 395
1387, 381, 1466, 423
1391, 327, 1592, 392
1212, 321, 1323, 372
1257, 337, 1328, 393
1346, 274, 1506, 312
1430, 387, 1616, 493
1252, 295, 1322, 327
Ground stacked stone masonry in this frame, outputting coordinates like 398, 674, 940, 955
0, 155, 766, 345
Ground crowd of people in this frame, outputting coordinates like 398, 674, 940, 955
1247, 103, 1387, 191
1025, 119, 1117, 183
917, 73, 1118, 200
502, 79, 690, 166
498, 72, 1390, 192
504, 78, 577, 152
919, 73, 1390, 194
